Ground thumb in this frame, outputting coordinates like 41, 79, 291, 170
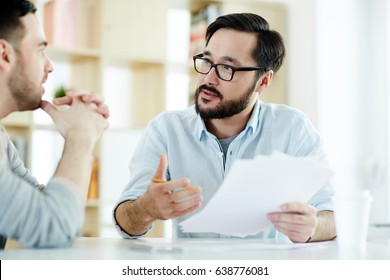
40, 100, 57, 118
153, 154, 168, 181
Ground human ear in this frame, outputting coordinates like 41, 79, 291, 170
255, 70, 274, 92
0, 39, 15, 71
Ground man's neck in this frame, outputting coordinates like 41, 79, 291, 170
205, 101, 256, 139
0, 87, 19, 119
0, 100, 17, 120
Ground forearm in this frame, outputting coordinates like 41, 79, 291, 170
310, 210, 336, 242
115, 197, 155, 236
41, 94, 108, 203
53, 136, 95, 203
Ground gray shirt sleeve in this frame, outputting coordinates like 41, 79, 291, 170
6, 134, 40, 188
0, 127, 84, 248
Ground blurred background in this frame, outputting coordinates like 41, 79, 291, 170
3, 0, 389, 238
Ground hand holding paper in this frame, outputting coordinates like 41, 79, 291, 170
179, 152, 334, 237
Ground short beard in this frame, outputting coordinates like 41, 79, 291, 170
8, 55, 41, 111
194, 82, 256, 120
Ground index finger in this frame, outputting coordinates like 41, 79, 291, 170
80, 93, 104, 106
52, 95, 73, 106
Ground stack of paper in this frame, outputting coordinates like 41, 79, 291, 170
179, 152, 334, 237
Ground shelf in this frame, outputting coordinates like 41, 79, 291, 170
2, 112, 33, 127
47, 46, 102, 60
101, 53, 166, 67
35, 0, 175, 237
3, 0, 289, 239
189, 0, 286, 12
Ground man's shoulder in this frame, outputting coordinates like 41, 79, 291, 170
146, 106, 199, 140
259, 101, 307, 120
154, 106, 197, 123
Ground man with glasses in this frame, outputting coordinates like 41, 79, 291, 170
114, 13, 336, 243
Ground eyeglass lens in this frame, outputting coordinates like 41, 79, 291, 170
194, 58, 233, 81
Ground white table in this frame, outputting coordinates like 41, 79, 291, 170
1, 237, 390, 260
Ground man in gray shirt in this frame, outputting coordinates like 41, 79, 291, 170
0, 0, 109, 248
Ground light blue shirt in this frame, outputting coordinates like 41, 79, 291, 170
115, 99, 334, 239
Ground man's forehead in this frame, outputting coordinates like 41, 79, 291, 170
206, 29, 257, 64
19, 13, 45, 45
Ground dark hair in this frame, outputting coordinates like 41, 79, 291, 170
206, 13, 285, 74
0, 0, 37, 48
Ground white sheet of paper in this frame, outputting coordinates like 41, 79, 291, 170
179, 152, 334, 237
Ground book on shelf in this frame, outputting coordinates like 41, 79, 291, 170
43, 0, 99, 49
88, 158, 99, 200
44, 0, 78, 48
189, 4, 221, 58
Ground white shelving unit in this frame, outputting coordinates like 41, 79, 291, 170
3, 0, 287, 238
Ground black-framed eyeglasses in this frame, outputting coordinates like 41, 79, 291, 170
193, 53, 266, 81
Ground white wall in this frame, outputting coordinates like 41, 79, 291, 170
284, 0, 318, 125
285, 0, 389, 223
98, 0, 390, 237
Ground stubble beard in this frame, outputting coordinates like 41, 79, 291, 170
8, 54, 42, 111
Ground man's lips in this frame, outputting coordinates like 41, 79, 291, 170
200, 90, 219, 101
202, 89, 218, 97
199, 85, 221, 100
41, 76, 49, 94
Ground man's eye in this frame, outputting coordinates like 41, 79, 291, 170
203, 59, 212, 66
221, 65, 233, 72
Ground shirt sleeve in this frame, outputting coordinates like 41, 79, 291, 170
0, 162, 84, 248
113, 118, 166, 238
4, 129, 40, 188
287, 111, 335, 211
0, 133, 84, 248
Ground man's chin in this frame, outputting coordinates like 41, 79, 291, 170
17, 100, 42, 112
197, 108, 220, 120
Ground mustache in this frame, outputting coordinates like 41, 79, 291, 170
197, 84, 222, 98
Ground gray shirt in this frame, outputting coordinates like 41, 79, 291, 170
0, 124, 83, 248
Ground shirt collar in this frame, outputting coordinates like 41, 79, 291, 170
245, 98, 261, 134
195, 110, 208, 141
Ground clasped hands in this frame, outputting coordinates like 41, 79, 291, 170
40, 90, 110, 140
43, 89, 110, 119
